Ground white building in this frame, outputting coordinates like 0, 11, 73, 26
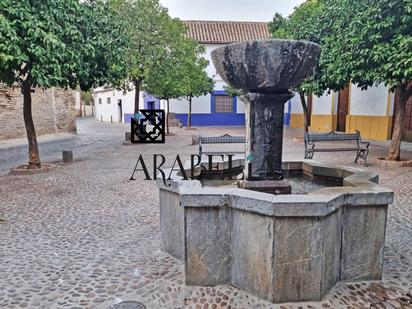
93, 20, 412, 140
289, 83, 412, 142
93, 20, 273, 126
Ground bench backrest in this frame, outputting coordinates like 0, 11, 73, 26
199, 134, 245, 144
305, 131, 360, 143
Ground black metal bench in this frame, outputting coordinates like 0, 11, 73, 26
199, 134, 245, 156
304, 130, 370, 165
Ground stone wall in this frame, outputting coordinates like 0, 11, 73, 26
0, 85, 77, 141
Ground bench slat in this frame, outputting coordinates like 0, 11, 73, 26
200, 137, 245, 144
312, 148, 361, 152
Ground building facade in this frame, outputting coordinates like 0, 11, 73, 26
289, 83, 412, 142
93, 20, 287, 127
93, 20, 411, 141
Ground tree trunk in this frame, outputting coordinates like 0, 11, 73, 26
134, 79, 141, 115
166, 99, 170, 134
187, 96, 192, 128
299, 92, 310, 133
22, 81, 41, 168
386, 82, 412, 160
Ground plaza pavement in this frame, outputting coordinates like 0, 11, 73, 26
0, 118, 411, 309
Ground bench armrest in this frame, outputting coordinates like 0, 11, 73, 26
360, 140, 370, 149
355, 130, 370, 149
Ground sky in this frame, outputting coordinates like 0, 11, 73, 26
159, 0, 304, 22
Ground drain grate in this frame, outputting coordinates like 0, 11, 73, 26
108, 301, 146, 309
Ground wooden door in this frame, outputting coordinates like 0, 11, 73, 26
404, 96, 412, 142
307, 94, 313, 126
337, 86, 350, 132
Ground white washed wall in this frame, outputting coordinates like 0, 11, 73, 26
290, 93, 303, 113
94, 87, 143, 122
313, 92, 334, 115
350, 83, 388, 116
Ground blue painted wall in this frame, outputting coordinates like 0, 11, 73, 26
175, 113, 245, 126
124, 92, 291, 126
124, 113, 133, 123
175, 91, 246, 126
284, 100, 291, 126
144, 94, 160, 110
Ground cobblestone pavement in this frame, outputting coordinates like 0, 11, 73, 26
0, 122, 411, 309
0, 118, 127, 174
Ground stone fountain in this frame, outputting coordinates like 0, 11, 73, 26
157, 39, 393, 303
212, 40, 320, 194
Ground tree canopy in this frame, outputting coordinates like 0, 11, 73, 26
0, 0, 127, 168
0, 0, 126, 90
143, 18, 189, 102
270, 0, 412, 159
111, 0, 183, 113
144, 20, 214, 130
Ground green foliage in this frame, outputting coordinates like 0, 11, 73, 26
111, 0, 176, 88
81, 91, 93, 105
143, 18, 189, 100
0, 0, 126, 90
223, 85, 245, 97
271, 0, 412, 93
320, 0, 412, 90
143, 16, 213, 103
268, 13, 286, 37
270, 0, 330, 95
180, 42, 214, 100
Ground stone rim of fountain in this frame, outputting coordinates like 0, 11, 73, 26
157, 159, 393, 303
157, 159, 393, 217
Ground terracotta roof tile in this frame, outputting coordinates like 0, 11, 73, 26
183, 20, 270, 44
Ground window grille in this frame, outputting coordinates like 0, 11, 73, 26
215, 95, 233, 113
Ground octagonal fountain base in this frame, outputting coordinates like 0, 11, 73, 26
157, 159, 393, 304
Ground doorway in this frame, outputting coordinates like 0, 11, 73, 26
118, 99, 122, 123
405, 97, 412, 142
147, 101, 155, 110
391, 89, 412, 142
337, 85, 350, 132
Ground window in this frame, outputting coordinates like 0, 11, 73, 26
98, 98, 102, 104
107, 97, 111, 104
215, 95, 233, 113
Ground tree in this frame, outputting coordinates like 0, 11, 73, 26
144, 18, 189, 134
144, 18, 213, 131
0, 0, 126, 168
180, 42, 214, 129
111, 0, 176, 115
319, 0, 412, 160
271, 0, 412, 161
270, 0, 330, 132
268, 13, 286, 37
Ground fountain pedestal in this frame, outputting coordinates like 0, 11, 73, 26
242, 92, 293, 194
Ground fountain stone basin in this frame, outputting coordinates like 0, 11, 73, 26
157, 159, 393, 303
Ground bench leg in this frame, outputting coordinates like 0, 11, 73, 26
355, 149, 369, 167
305, 151, 314, 160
